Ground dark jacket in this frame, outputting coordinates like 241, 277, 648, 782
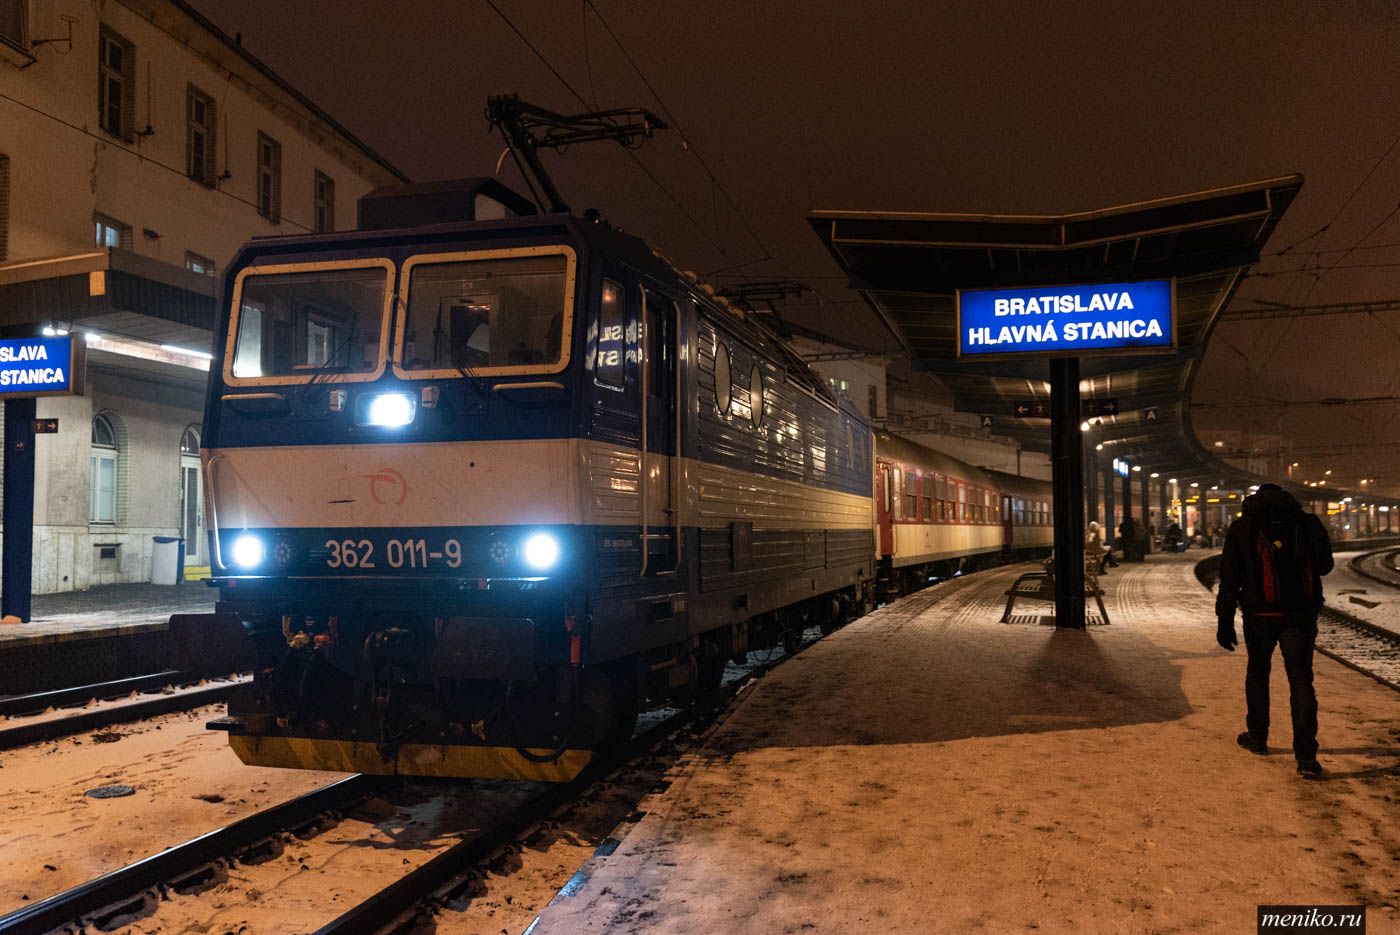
1216, 487, 1333, 619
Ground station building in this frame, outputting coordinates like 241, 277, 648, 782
0, 0, 405, 592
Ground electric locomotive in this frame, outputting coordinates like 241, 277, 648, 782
176, 177, 875, 781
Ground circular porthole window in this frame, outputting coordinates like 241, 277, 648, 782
749, 364, 764, 428
714, 342, 732, 415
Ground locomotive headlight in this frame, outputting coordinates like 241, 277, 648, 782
365, 393, 415, 427
522, 533, 560, 570
232, 534, 265, 569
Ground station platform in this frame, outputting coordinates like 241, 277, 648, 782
0, 582, 214, 694
530, 552, 1400, 933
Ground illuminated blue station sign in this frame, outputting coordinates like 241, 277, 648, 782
957, 279, 1175, 359
0, 336, 84, 397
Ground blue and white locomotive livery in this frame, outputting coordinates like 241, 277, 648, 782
181, 179, 875, 781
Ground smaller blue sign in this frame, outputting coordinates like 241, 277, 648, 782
0, 336, 82, 397
957, 279, 1175, 358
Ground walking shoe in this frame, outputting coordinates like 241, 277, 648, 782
1297, 759, 1323, 779
1236, 731, 1267, 755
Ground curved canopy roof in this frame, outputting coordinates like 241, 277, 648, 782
807, 176, 1328, 494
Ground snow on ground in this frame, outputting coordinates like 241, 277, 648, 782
525, 553, 1400, 935
1328, 550, 1400, 634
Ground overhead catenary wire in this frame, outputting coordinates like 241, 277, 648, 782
582, 0, 815, 291
482, 0, 729, 258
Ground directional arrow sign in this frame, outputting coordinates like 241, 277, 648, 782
1012, 400, 1050, 418
1081, 398, 1120, 417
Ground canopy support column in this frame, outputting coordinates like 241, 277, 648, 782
1050, 357, 1085, 629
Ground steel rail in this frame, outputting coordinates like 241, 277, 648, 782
1346, 548, 1400, 592
0, 670, 196, 718
311, 654, 782, 934
0, 775, 382, 935
0, 681, 241, 752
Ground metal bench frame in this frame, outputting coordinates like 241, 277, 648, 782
1001, 556, 1110, 624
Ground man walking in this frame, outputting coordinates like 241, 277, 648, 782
1215, 483, 1333, 778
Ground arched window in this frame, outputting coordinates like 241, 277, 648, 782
180, 425, 200, 455
90, 413, 118, 523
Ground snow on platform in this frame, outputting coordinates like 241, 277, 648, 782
529, 552, 1400, 933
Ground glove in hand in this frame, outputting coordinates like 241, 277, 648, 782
1216, 617, 1237, 652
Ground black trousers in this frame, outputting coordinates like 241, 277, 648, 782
1242, 614, 1319, 760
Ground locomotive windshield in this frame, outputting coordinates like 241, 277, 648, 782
399, 251, 571, 375
229, 262, 391, 381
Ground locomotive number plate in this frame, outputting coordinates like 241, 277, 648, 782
324, 536, 463, 570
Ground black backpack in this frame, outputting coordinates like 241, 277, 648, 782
1250, 511, 1316, 611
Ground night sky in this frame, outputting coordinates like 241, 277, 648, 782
198, 1, 1400, 496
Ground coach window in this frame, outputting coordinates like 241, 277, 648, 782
958, 483, 967, 522
893, 468, 903, 519
923, 489, 933, 521
714, 340, 732, 414
905, 474, 917, 519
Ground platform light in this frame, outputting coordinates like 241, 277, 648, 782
1131, 465, 1141, 472
1150, 472, 1159, 478
365, 393, 415, 427
1325, 469, 1332, 475
1190, 482, 1200, 488
1168, 478, 1177, 484
1095, 443, 1104, 451
231, 534, 265, 570
522, 532, 560, 570
1080, 421, 1091, 431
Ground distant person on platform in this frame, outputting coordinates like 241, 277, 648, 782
1119, 516, 1138, 561
1086, 521, 1108, 573
1214, 483, 1333, 778
1166, 521, 1182, 551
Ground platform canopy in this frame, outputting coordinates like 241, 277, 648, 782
808, 176, 1305, 489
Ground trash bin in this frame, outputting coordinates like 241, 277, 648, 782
152, 536, 183, 586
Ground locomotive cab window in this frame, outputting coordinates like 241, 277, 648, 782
228, 260, 393, 383
398, 248, 575, 377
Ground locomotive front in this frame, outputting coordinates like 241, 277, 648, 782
183, 217, 626, 781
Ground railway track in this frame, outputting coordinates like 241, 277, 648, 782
0, 775, 382, 935
0, 673, 245, 752
0, 606, 858, 935
1347, 548, 1400, 591
1315, 603, 1400, 693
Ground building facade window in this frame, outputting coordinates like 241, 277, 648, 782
313, 170, 334, 232
256, 132, 281, 222
90, 413, 119, 523
95, 213, 132, 250
185, 251, 215, 276
0, 0, 25, 55
0, 153, 9, 263
98, 25, 134, 140
186, 85, 216, 185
